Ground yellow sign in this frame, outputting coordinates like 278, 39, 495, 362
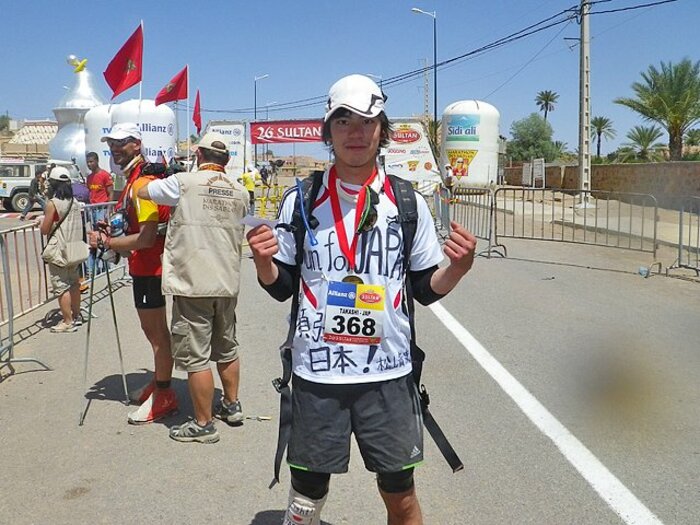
446, 149, 478, 178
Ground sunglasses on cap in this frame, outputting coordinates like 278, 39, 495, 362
356, 186, 379, 234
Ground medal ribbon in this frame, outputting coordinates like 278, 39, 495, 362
328, 166, 378, 271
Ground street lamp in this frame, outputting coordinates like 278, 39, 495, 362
411, 7, 438, 149
264, 101, 278, 162
253, 73, 269, 165
365, 73, 383, 90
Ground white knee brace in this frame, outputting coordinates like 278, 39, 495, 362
282, 487, 328, 525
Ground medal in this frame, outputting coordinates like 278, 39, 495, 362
342, 275, 364, 285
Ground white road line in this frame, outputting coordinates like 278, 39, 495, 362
430, 301, 663, 525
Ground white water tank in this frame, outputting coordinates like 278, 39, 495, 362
441, 100, 500, 186
110, 99, 177, 162
84, 104, 114, 171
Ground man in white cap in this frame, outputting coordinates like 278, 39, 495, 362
88, 123, 177, 425
137, 133, 248, 443
247, 75, 477, 524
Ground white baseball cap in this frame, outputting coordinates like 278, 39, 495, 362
48, 166, 71, 182
191, 132, 229, 154
101, 122, 142, 142
324, 74, 387, 122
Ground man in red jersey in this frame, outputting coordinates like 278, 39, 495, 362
85, 152, 114, 204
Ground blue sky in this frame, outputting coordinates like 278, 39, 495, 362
1, 0, 695, 159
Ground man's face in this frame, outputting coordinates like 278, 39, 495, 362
329, 113, 382, 169
107, 137, 140, 168
86, 157, 99, 173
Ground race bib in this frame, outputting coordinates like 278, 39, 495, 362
323, 280, 385, 345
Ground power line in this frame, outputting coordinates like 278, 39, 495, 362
177, 0, 681, 117
590, 0, 681, 15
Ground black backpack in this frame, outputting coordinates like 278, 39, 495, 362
269, 171, 463, 487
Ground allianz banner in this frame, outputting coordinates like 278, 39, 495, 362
250, 120, 323, 144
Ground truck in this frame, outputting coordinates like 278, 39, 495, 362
0, 158, 87, 212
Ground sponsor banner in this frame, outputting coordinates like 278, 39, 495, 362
445, 149, 478, 179
251, 120, 323, 144
445, 114, 481, 142
382, 120, 440, 185
205, 121, 247, 175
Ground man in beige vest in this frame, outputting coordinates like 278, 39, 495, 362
137, 133, 248, 443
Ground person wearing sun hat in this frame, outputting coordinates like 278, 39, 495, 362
88, 122, 177, 425
137, 132, 248, 444
247, 74, 478, 524
38, 166, 88, 333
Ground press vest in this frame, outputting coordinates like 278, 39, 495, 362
161, 169, 248, 297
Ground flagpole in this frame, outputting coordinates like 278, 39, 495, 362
187, 65, 191, 172
139, 20, 144, 101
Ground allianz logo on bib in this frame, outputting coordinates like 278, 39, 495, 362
327, 282, 357, 308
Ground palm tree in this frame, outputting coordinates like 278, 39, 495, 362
590, 116, 616, 159
423, 118, 441, 162
615, 58, 700, 160
619, 125, 665, 162
535, 90, 559, 122
685, 128, 700, 146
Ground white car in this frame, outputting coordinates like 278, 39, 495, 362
0, 159, 86, 212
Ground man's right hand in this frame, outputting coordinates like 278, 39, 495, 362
246, 225, 279, 284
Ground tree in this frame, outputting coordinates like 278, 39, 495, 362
0, 114, 9, 132
506, 113, 558, 162
685, 128, 700, 146
552, 141, 577, 163
535, 90, 559, 122
614, 58, 700, 160
590, 116, 616, 160
423, 118, 441, 162
618, 125, 665, 162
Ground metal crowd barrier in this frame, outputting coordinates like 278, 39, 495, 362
667, 196, 700, 275
493, 188, 658, 256
0, 201, 127, 371
451, 186, 506, 258
255, 184, 286, 219
432, 185, 451, 232
0, 233, 51, 373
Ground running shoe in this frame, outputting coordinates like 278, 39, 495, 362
214, 398, 244, 425
72, 314, 83, 327
51, 321, 77, 333
127, 388, 178, 425
128, 380, 155, 405
169, 419, 220, 444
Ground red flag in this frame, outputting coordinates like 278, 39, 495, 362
155, 66, 188, 106
193, 90, 202, 134
103, 24, 143, 99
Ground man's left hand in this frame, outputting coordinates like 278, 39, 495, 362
443, 221, 477, 275
87, 231, 106, 249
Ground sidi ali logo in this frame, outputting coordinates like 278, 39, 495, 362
392, 125, 421, 144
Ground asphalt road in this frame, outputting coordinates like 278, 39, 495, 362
0, 239, 698, 524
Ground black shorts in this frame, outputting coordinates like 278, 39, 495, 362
131, 275, 166, 309
288, 373, 424, 474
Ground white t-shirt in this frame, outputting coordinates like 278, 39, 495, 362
145, 175, 181, 206
275, 167, 443, 385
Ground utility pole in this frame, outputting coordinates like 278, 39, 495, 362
577, 0, 593, 208
422, 58, 430, 120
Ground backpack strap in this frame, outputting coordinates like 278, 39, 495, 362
388, 174, 464, 473
270, 172, 323, 488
